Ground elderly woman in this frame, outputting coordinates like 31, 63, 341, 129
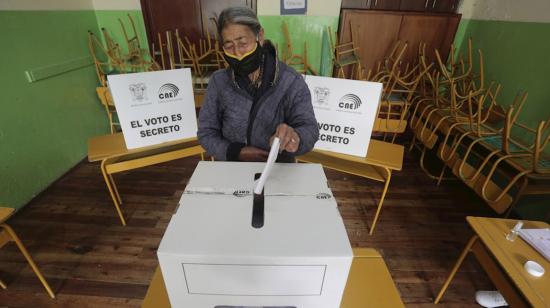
197, 6, 319, 162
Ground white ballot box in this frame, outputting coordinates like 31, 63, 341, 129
157, 162, 353, 308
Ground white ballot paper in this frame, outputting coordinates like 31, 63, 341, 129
254, 137, 280, 194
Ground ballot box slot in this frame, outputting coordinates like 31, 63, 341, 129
252, 173, 264, 229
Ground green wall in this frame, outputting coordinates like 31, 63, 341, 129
0, 11, 109, 210
259, 16, 338, 76
456, 19, 550, 132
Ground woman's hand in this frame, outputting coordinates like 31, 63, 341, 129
239, 146, 269, 162
270, 123, 300, 153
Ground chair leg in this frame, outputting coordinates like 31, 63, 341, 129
408, 135, 417, 152
369, 168, 392, 235
0, 224, 55, 298
434, 235, 478, 304
436, 165, 447, 186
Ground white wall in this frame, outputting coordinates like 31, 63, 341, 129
0, 0, 94, 10
0, 0, 142, 10
458, 0, 550, 22
92, 0, 141, 10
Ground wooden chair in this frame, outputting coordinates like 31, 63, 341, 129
187, 20, 226, 90
118, 14, 158, 70
281, 21, 318, 75
408, 39, 480, 136
88, 30, 121, 87
409, 40, 486, 180
475, 118, 550, 214
0, 207, 55, 298
88, 29, 158, 86
327, 25, 362, 79
373, 48, 432, 143
96, 87, 119, 134
412, 43, 483, 144
100, 27, 124, 65
371, 41, 408, 83
437, 88, 526, 184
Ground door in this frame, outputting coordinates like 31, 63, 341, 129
338, 10, 403, 74
140, 0, 256, 53
141, 0, 202, 48
397, 14, 460, 66
200, 0, 255, 39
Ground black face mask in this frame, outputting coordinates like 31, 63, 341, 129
223, 42, 263, 77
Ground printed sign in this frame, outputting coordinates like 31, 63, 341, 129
281, 0, 307, 15
107, 69, 197, 149
304, 75, 382, 157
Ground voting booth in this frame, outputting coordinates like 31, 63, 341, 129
107, 68, 197, 149
304, 75, 382, 157
158, 162, 353, 308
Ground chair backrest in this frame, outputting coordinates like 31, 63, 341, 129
118, 14, 142, 57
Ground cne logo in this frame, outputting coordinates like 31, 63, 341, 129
233, 190, 250, 197
316, 193, 332, 200
338, 94, 362, 110
158, 83, 179, 99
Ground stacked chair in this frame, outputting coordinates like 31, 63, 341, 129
366, 41, 433, 143
280, 21, 318, 75
88, 20, 158, 87
152, 19, 226, 91
327, 25, 363, 80
337, 33, 549, 218
404, 39, 550, 216
88, 16, 159, 134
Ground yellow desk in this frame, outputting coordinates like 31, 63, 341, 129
435, 216, 550, 307
142, 248, 404, 308
297, 139, 404, 234
88, 133, 205, 226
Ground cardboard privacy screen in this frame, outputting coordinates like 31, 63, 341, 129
107, 68, 197, 149
304, 75, 382, 157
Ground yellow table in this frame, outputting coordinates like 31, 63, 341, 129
435, 216, 550, 307
142, 248, 404, 308
88, 133, 205, 226
297, 139, 404, 234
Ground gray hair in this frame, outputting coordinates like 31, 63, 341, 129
217, 6, 261, 40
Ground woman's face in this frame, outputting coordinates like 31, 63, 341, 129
221, 23, 264, 58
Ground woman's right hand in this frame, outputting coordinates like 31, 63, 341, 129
239, 146, 269, 162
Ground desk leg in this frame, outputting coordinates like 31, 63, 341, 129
369, 168, 392, 235
108, 173, 122, 205
101, 160, 127, 226
434, 235, 478, 304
